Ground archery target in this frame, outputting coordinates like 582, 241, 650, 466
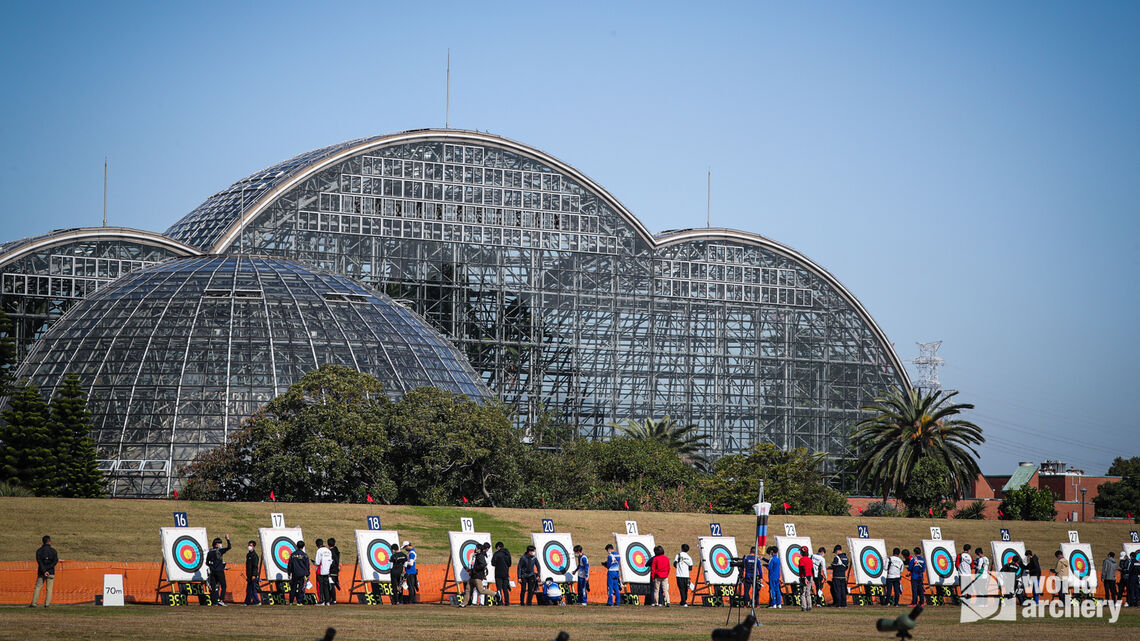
922, 539, 958, 586
160, 527, 209, 581
531, 532, 575, 582
1061, 542, 1097, 590
697, 536, 739, 585
258, 527, 304, 581
1123, 543, 1140, 566
614, 533, 656, 584
846, 537, 887, 585
354, 529, 400, 582
989, 541, 1026, 576
775, 536, 813, 585
448, 530, 491, 583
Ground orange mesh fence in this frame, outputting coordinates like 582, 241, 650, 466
2, 561, 1103, 605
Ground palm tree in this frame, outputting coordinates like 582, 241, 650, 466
607, 415, 711, 470
851, 387, 984, 501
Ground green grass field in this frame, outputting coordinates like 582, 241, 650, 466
1, 497, 1134, 567
1, 601, 1137, 641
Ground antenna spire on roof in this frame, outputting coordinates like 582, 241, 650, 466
103, 157, 108, 227
445, 49, 451, 129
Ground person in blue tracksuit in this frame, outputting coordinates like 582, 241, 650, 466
573, 545, 590, 605
742, 546, 760, 605
766, 546, 782, 608
604, 544, 621, 606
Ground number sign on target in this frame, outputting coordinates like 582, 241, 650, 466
258, 527, 304, 581
531, 532, 575, 582
697, 536, 739, 585
160, 527, 209, 581
614, 532, 655, 584
921, 538, 958, 586
355, 529, 400, 582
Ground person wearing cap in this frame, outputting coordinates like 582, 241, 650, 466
313, 539, 333, 605
491, 541, 513, 605
460, 542, 495, 607
205, 534, 231, 606
402, 541, 418, 603
244, 540, 261, 605
389, 543, 408, 605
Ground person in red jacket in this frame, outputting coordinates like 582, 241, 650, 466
650, 546, 670, 607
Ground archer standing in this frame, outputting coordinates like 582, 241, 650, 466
205, 535, 231, 606
674, 544, 693, 607
460, 542, 495, 607
1025, 549, 1042, 603
742, 546, 759, 606
518, 545, 539, 606
885, 547, 904, 607
327, 537, 340, 604
287, 540, 309, 605
389, 543, 408, 605
29, 535, 57, 608
908, 547, 926, 606
403, 541, 418, 603
492, 542, 513, 605
244, 540, 261, 605
604, 544, 621, 606
766, 546, 782, 608
313, 539, 333, 605
829, 545, 849, 607
797, 545, 814, 611
650, 545, 670, 606
573, 544, 590, 605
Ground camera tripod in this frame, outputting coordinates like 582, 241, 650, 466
724, 567, 761, 627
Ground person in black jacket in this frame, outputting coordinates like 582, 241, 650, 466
29, 535, 57, 608
205, 535, 231, 606
518, 545, 539, 605
327, 537, 340, 605
287, 540, 310, 605
491, 542, 512, 605
829, 545, 849, 607
460, 542, 495, 607
389, 544, 408, 605
1025, 550, 1042, 603
244, 540, 261, 605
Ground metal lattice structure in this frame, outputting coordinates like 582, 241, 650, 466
0, 227, 199, 359
14, 255, 491, 497
164, 129, 910, 466
909, 340, 944, 390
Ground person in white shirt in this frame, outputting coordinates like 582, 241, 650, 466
973, 547, 991, 597
313, 539, 333, 606
811, 547, 827, 601
957, 544, 974, 595
885, 547, 905, 606
673, 544, 694, 607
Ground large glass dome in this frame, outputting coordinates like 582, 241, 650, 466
14, 254, 490, 497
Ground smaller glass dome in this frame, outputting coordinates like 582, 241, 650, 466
15, 255, 491, 497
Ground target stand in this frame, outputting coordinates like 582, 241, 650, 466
347, 564, 396, 605
154, 559, 213, 606
439, 556, 462, 604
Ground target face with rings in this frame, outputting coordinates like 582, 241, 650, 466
459, 539, 480, 570
543, 541, 570, 574
272, 536, 296, 571
710, 544, 734, 578
931, 547, 954, 578
860, 547, 884, 578
367, 539, 393, 573
626, 542, 651, 576
785, 546, 805, 572
1069, 550, 1091, 579
172, 535, 204, 573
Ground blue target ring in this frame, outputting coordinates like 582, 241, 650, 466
172, 536, 203, 573
271, 536, 296, 572
367, 539, 393, 573
459, 539, 480, 570
1130, 549, 1140, 564
625, 542, 651, 577
543, 541, 570, 574
709, 544, 734, 578
859, 546, 884, 579
930, 547, 954, 579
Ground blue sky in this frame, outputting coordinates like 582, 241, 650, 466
1, 1, 1136, 474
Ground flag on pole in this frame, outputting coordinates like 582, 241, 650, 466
998, 509, 1004, 517
462, 496, 468, 504
928, 507, 934, 517
783, 502, 791, 512
623, 499, 629, 510
173, 489, 178, 499
270, 490, 276, 502
541, 497, 546, 506
858, 507, 863, 514
366, 493, 374, 503
754, 501, 771, 552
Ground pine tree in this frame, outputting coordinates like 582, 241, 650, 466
0, 383, 53, 494
49, 374, 104, 498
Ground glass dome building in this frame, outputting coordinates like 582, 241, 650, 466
14, 254, 490, 497
163, 129, 911, 470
